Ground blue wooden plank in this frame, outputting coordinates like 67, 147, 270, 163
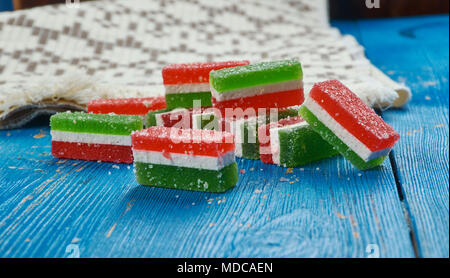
0, 1, 13, 12
0, 119, 414, 258
345, 15, 449, 258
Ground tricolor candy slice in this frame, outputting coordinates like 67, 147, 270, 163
258, 116, 338, 167
210, 60, 304, 113
131, 127, 238, 192
87, 97, 166, 116
163, 60, 250, 109
50, 112, 143, 163
226, 108, 299, 159
146, 108, 221, 131
146, 108, 192, 129
299, 80, 400, 170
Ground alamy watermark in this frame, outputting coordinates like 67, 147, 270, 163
66, 0, 80, 9
164, 100, 284, 148
365, 0, 380, 9
65, 243, 80, 258
366, 244, 380, 258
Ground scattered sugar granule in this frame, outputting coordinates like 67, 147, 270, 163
250, 168, 254, 171
112, 165, 120, 169
108, 171, 111, 175
254, 189, 262, 194
279, 177, 289, 182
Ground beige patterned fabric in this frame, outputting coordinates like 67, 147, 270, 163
0, 0, 410, 129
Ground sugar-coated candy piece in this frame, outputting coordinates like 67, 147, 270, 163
258, 116, 338, 167
146, 108, 192, 128
299, 80, 400, 170
50, 112, 143, 163
146, 107, 222, 131
87, 97, 166, 116
163, 60, 250, 109
226, 107, 299, 159
210, 60, 304, 113
131, 127, 238, 192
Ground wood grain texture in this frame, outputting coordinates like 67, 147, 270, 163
0, 15, 448, 258
342, 15, 449, 258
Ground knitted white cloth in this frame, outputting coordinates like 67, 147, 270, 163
0, 0, 411, 129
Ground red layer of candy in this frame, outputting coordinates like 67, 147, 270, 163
132, 126, 234, 157
158, 109, 192, 128
162, 61, 250, 85
309, 80, 400, 151
258, 116, 304, 164
52, 141, 133, 164
213, 89, 304, 118
87, 97, 166, 115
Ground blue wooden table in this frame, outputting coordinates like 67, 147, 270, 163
0, 15, 448, 258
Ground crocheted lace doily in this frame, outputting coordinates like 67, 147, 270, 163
0, 0, 411, 129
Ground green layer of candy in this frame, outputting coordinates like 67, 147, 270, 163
135, 162, 238, 193
239, 108, 299, 159
193, 113, 220, 130
299, 106, 386, 170
242, 121, 260, 160
165, 92, 212, 109
50, 112, 143, 135
278, 124, 339, 167
210, 60, 302, 93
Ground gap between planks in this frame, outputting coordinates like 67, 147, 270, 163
378, 109, 421, 258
